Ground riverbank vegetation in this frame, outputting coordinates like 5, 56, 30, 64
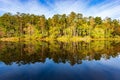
0, 12, 120, 41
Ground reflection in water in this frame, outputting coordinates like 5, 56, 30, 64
0, 41, 120, 80
0, 41, 120, 65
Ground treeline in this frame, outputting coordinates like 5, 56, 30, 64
0, 12, 120, 40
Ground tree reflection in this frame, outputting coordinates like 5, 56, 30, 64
0, 41, 120, 66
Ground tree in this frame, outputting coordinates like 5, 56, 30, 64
0, 12, 120, 40
38, 15, 47, 37
91, 27, 105, 38
95, 17, 102, 25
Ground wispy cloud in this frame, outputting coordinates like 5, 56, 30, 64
86, 0, 120, 19
0, 0, 120, 19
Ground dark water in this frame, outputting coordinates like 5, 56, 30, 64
0, 41, 120, 80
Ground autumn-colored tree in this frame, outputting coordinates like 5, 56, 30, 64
0, 12, 120, 40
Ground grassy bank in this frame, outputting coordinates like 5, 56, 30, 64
1, 36, 120, 42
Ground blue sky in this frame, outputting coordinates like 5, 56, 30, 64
0, 0, 120, 19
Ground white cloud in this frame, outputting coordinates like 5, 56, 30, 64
0, 0, 120, 19
85, 0, 120, 19
0, 0, 50, 17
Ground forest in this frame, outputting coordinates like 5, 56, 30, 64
0, 12, 120, 41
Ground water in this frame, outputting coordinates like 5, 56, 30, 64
0, 41, 120, 80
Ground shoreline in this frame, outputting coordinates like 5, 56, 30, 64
1, 37, 120, 42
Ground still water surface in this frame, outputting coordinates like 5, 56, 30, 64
0, 41, 120, 80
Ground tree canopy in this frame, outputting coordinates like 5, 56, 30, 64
0, 12, 120, 40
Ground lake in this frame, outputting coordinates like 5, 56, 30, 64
0, 41, 120, 80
